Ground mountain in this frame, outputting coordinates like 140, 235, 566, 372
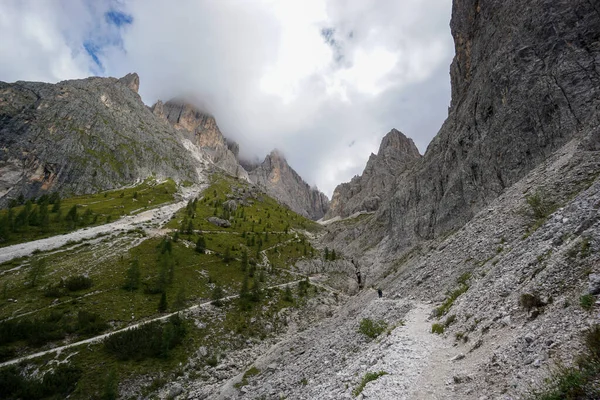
0, 73, 202, 204
326, 0, 600, 253
324, 128, 420, 219
150, 99, 249, 181
246, 149, 330, 220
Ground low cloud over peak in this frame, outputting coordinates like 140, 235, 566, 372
0, 0, 453, 197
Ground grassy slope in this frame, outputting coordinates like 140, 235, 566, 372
0, 174, 324, 399
0, 179, 177, 247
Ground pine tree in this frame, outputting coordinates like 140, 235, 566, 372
324, 247, 329, 261
158, 292, 168, 312
241, 250, 248, 271
195, 236, 206, 253
331, 249, 336, 261
123, 259, 140, 291
65, 205, 78, 229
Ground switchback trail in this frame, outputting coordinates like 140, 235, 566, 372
0, 275, 335, 368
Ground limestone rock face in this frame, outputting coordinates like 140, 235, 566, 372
0, 74, 201, 204
325, 129, 420, 219
154, 100, 249, 181
247, 150, 329, 220
328, 0, 600, 252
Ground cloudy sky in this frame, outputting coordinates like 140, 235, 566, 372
0, 0, 454, 197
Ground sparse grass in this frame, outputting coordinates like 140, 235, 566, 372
530, 325, 600, 399
580, 294, 594, 311
431, 323, 445, 334
234, 366, 261, 389
444, 314, 457, 327
352, 371, 388, 397
435, 284, 469, 316
523, 190, 557, 237
358, 318, 388, 339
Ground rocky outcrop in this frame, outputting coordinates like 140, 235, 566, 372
247, 150, 329, 220
326, 0, 600, 254
324, 129, 421, 219
152, 100, 249, 181
0, 74, 202, 204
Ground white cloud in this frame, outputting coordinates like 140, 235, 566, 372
0, 0, 454, 197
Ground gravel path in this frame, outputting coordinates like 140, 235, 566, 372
362, 302, 461, 399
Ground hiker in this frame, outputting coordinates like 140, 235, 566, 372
378, 288, 383, 298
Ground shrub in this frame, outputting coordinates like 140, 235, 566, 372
530, 325, 600, 399
431, 323, 445, 334
211, 286, 224, 307
234, 366, 261, 389
352, 371, 387, 397
0, 364, 81, 399
580, 294, 594, 311
520, 293, 545, 310
64, 275, 93, 291
435, 284, 469, 316
104, 314, 186, 361
444, 314, 457, 327
526, 191, 556, 220
358, 318, 387, 339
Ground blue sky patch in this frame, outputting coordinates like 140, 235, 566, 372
105, 10, 133, 27
84, 40, 103, 69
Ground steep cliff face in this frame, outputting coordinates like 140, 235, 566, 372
329, 0, 600, 253
247, 150, 329, 220
325, 129, 421, 219
0, 74, 201, 204
151, 100, 249, 181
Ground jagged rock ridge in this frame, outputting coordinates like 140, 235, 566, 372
150, 99, 249, 181
246, 150, 329, 220
327, 0, 600, 254
325, 128, 420, 219
0, 74, 202, 204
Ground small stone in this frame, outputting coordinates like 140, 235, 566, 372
168, 383, 183, 398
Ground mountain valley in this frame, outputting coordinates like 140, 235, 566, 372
0, 0, 599, 399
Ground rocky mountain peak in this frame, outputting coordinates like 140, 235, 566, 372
324, 129, 421, 219
117, 73, 140, 94
378, 128, 420, 158
154, 99, 249, 181
247, 149, 329, 220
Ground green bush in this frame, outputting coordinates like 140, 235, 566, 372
435, 284, 468, 316
531, 325, 600, 399
358, 318, 387, 339
64, 275, 93, 291
431, 323, 445, 334
352, 371, 387, 397
520, 293, 545, 310
0, 364, 81, 400
104, 314, 186, 361
580, 294, 595, 311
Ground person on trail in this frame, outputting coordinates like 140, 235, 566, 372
378, 288, 383, 298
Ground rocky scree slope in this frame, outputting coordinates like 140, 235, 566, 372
324, 0, 600, 256
246, 149, 330, 220
324, 128, 420, 220
0, 73, 202, 205
151, 99, 249, 181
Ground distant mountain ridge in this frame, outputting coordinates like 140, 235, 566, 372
0, 74, 330, 220
245, 149, 330, 220
0, 73, 201, 204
